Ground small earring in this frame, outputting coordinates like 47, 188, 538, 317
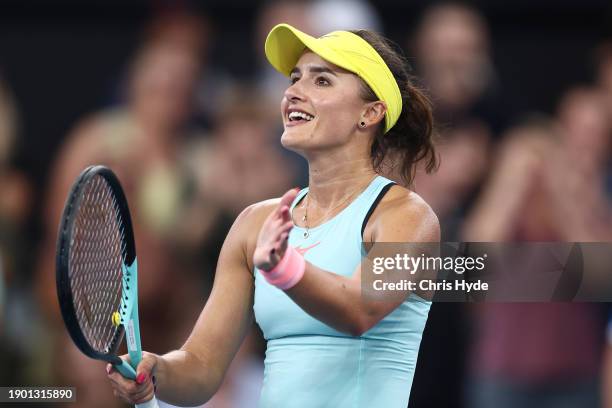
359, 121, 366, 128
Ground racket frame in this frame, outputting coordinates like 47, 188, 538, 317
56, 165, 141, 375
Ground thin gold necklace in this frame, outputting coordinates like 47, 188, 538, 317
300, 178, 375, 238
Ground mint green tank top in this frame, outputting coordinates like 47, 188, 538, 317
253, 176, 431, 408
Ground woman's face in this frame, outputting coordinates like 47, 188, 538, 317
130, 44, 200, 129
280, 51, 368, 153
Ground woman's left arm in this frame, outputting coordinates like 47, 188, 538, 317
254, 187, 440, 336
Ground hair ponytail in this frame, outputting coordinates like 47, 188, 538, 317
351, 29, 437, 186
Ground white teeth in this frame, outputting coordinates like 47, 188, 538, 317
288, 111, 314, 121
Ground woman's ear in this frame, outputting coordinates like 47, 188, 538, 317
360, 101, 387, 128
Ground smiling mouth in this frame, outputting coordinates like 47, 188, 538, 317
287, 110, 315, 125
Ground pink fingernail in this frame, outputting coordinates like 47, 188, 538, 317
136, 373, 147, 385
106, 365, 112, 375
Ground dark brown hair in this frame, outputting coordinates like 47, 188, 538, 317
351, 29, 437, 186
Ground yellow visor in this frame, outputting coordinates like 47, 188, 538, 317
264, 23, 402, 134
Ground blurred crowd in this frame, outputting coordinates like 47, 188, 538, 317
1, 1, 611, 407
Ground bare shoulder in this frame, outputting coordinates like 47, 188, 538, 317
365, 184, 440, 242
381, 185, 438, 222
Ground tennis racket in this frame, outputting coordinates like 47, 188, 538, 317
56, 165, 159, 408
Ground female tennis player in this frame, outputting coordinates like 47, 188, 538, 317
107, 23, 439, 407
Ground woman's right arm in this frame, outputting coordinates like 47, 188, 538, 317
108, 205, 261, 406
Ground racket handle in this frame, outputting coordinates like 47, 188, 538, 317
136, 395, 159, 408
115, 359, 137, 379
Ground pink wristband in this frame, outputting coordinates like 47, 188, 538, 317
261, 245, 305, 290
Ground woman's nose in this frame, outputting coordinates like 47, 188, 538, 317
284, 81, 306, 102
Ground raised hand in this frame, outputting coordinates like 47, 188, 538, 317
253, 188, 299, 271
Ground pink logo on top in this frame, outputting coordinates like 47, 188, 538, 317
295, 242, 321, 256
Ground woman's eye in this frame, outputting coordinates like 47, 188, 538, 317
316, 77, 330, 86
290, 76, 299, 84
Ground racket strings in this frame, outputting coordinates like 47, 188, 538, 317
69, 174, 125, 353
112, 194, 128, 261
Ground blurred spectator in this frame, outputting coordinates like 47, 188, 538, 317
35, 12, 213, 407
411, 3, 508, 135
0, 73, 34, 386
0, 76, 32, 287
464, 88, 612, 241
462, 111, 610, 408
554, 86, 612, 238
413, 120, 490, 240
462, 119, 557, 241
